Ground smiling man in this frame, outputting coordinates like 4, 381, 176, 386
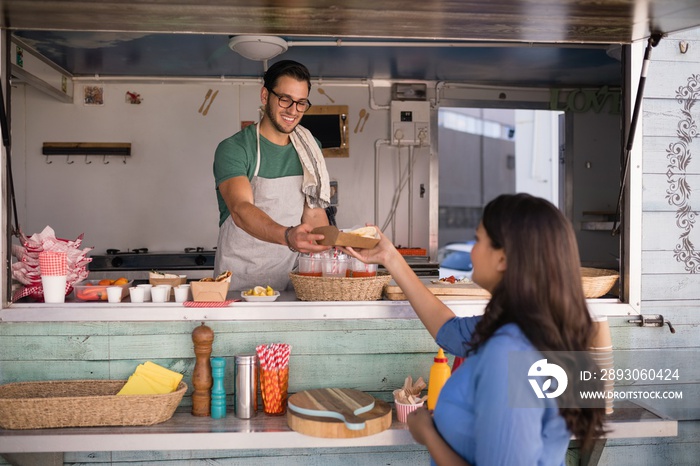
213, 60, 332, 291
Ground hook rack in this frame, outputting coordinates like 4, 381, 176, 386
42, 142, 131, 164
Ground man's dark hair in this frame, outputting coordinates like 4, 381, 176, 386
263, 60, 311, 92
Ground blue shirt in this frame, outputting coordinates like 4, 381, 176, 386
432, 317, 570, 466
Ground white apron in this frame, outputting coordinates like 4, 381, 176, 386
215, 123, 303, 291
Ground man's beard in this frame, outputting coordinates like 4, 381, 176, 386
264, 102, 296, 135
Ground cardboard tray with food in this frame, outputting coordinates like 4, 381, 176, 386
148, 271, 187, 288
311, 226, 380, 249
190, 271, 232, 302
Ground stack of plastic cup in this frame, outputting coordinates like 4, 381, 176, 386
590, 316, 614, 414
38, 251, 67, 303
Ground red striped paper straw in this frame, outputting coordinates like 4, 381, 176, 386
282, 344, 291, 368
256, 344, 267, 370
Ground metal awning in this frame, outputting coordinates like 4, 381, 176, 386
2, 1, 700, 85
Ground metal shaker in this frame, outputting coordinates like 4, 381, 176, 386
234, 354, 257, 418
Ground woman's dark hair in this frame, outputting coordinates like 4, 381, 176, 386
468, 193, 606, 450
263, 60, 311, 92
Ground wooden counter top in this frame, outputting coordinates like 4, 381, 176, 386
0, 293, 631, 322
0, 401, 677, 454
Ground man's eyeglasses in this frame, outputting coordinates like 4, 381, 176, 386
268, 88, 312, 112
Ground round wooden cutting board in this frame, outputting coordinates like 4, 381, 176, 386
287, 388, 392, 438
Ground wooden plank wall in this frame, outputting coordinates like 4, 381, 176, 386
600, 24, 700, 466
0, 319, 434, 464
1, 313, 697, 465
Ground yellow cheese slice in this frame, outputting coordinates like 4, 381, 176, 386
116, 361, 183, 395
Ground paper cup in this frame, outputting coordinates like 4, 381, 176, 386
38, 251, 67, 276
156, 284, 172, 301
42, 275, 67, 303
106, 286, 123, 303
151, 285, 168, 303
589, 346, 614, 415
395, 400, 424, 423
136, 284, 152, 301
129, 286, 145, 303
591, 319, 613, 349
174, 285, 190, 303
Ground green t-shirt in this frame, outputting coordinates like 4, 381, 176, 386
214, 124, 319, 226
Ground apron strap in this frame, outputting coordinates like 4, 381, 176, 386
254, 121, 262, 178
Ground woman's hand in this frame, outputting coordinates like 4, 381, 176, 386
343, 224, 456, 339
339, 226, 399, 268
407, 406, 436, 445
408, 406, 473, 466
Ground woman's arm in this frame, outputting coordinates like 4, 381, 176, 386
343, 229, 455, 339
407, 408, 472, 466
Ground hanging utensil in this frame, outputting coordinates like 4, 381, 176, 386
318, 88, 335, 103
202, 90, 219, 116
359, 112, 370, 133
354, 109, 366, 133
198, 89, 213, 113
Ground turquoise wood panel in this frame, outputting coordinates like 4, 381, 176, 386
0, 361, 111, 383
63, 445, 429, 463
0, 311, 697, 465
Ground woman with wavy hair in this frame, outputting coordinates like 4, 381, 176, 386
344, 193, 605, 466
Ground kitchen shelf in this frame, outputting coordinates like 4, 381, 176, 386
1, 293, 632, 322
42, 142, 131, 157
580, 211, 618, 232
0, 402, 677, 460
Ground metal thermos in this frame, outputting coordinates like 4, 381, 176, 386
234, 354, 257, 418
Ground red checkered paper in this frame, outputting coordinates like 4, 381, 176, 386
39, 251, 67, 276
182, 299, 239, 307
11, 226, 92, 302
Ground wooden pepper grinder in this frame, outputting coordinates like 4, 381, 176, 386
191, 322, 214, 416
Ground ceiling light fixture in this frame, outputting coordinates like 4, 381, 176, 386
228, 35, 288, 61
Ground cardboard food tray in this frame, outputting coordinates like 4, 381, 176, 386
190, 281, 229, 302
149, 276, 186, 288
312, 226, 380, 249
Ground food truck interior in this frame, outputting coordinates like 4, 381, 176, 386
6, 0, 700, 305
0, 1, 697, 307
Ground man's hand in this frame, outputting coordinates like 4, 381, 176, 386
286, 223, 331, 254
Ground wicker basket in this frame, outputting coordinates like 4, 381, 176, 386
0, 380, 187, 430
289, 272, 392, 301
581, 267, 619, 298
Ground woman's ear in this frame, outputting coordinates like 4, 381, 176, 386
496, 252, 507, 272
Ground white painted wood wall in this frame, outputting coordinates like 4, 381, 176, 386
589, 26, 700, 466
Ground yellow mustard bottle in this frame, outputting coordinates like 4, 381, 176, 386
427, 348, 451, 410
